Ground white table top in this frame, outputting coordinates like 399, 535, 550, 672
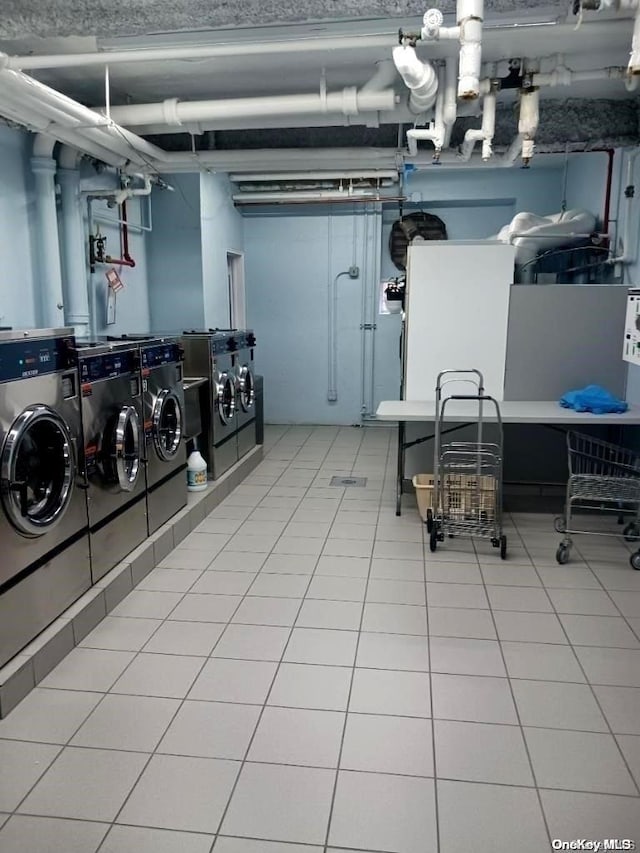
376, 400, 640, 425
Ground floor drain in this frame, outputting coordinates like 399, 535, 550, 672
330, 476, 367, 487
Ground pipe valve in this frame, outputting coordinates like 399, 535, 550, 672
422, 8, 444, 39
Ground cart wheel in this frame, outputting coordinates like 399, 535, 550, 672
426, 508, 433, 533
429, 528, 438, 553
623, 523, 640, 543
554, 516, 566, 534
556, 545, 570, 565
500, 535, 507, 560
630, 552, 640, 571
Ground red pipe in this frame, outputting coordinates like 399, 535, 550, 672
105, 197, 136, 268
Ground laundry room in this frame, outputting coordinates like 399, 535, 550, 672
1, 2, 640, 852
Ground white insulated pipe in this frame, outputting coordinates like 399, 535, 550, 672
502, 134, 524, 166
457, 0, 484, 100
105, 88, 397, 127
361, 59, 398, 92
406, 64, 446, 157
459, 90, 496, 161
392, 45, 438, 115
0, 67, 168, 167
57, 146, 91, 337
2, 36, 396, 71
442, 57, 459, 149
532, 66, 626, 86
518, 88, 540, 165
31, 135, 65, 328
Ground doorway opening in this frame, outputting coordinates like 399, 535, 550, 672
227, 252, 246, 329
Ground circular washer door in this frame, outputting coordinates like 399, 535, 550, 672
1, 404, 75, 537
102, 405, 141, 493
152, 389, 183, 461
216, 373, 236, 426
237, 365, 255, 413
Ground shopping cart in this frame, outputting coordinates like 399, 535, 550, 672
428, 370, 507, 559
555, 431, 640, 569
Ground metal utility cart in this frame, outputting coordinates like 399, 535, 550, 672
428, 370, 507, 559
555, 431, 640, 569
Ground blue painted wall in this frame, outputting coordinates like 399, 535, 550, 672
201, 173, 244, 328
245, 207, 367, 425
244, 164, 565, 425
0, 124, 38, 329
82, 169, 152, 337
148, 173, 204, 333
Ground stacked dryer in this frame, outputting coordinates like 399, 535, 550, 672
0, 328, 91, 667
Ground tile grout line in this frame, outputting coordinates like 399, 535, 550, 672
92, 429, 339, 853
322, 425, 382, 853
472, 528, 556, 847
422, 493, 442, 853
204, 425, 355, 851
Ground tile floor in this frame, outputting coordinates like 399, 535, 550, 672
1, 424, 640, 852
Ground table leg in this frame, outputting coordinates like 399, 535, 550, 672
396, 421, 405, 516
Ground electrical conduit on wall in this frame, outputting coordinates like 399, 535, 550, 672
31, 134, 65, 328
57, 145, 91, 337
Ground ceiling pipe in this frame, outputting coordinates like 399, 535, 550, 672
457, 0, 484, 100
360, 59, 398, 92
0, 66, 169, 167
4, 16, 631, 72
442, 56, 459, 149
230, 170, 399, 182
103, 87, 397, 127
574, 0, 640, 76
406, 64, 446, 160
31, 134, 65, 328
0, 87, 128, 166
2, 36, 398, 71
519, 88, 540, 166
57, 146, 91, 337
531, 64, 627, 86
502, 134, 524, 167
458, 88, 496, 161
413, 1, 484, 99
392, 45, 439, 115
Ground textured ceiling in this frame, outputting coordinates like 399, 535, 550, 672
0, 0, 567, 39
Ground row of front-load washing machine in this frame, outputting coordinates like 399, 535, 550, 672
0, 326, 257, 669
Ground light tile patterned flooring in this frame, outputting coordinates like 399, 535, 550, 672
1, 424, 640, 852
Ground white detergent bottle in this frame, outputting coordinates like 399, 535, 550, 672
187, 450, 208, 492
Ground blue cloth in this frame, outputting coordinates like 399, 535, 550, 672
559, 385, 628, 415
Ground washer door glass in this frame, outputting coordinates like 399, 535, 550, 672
1, 405, 75, 537
238, 365, 255, 413
216, 373, 236, 426
102, 405, 141, 493
152, 389, 183, 461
